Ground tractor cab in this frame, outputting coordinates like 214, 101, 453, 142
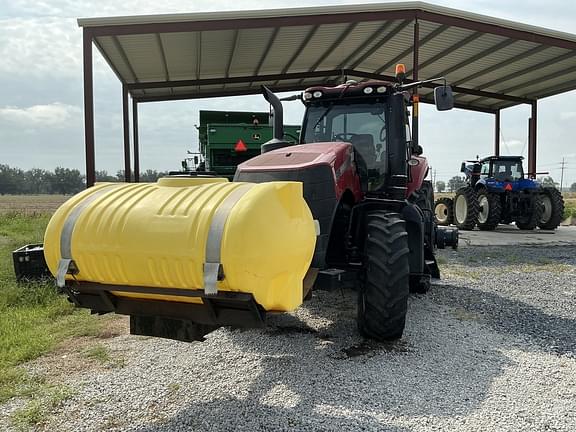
300, 80, 399, 193
461, 155, 525, 187
479, 156, 525, 182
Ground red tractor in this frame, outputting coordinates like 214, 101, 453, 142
41, 67, 458, 343
235, 70, 458, 340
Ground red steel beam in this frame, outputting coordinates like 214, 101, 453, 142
132, 99, 140, 182
83, 8, 576, 52
528, 101, 537, 177
122, 85, 131, 182
412, 19, 420, 149
494, 110, 500, 156
85, 10, 413, 37
83, 28, 96, 188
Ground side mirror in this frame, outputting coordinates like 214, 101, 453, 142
460, 162, 466, 173
434, 86, 454, 111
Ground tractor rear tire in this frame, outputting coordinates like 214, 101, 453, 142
453, 187, 478, 231
434, 197, 454, 226
516, 195, 544, 230
538, 187, 565, 230
476, 189, 501, 231
358, 211, 410, 341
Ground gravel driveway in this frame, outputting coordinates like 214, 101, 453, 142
2, 243, 575, 431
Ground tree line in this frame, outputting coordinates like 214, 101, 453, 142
0, 164, 170, 195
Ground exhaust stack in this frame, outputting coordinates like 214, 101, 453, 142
260, 86, 292, 154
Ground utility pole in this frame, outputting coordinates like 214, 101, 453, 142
560, 157, 566, 192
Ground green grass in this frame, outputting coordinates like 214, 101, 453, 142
0, 212, 112, 404
82, 345, 111, 364
564, 198, 576, 220
11, 384, 75, 429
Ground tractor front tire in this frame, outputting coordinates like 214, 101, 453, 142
358, 211, 410, 341
538, 187, 565, 230
516, 195, 543, 230
476, 189, 501, 231
434, 197, 454, 226
453, 187, 478, 231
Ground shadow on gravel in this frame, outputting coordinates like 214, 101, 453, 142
130, 294, 511, 432
431, 282, 576, 356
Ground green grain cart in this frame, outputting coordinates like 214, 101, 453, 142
187, 110, 300, 178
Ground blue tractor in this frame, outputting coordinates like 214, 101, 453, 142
434, 156, 564, 231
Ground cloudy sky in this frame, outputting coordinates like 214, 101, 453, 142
1, 0, 575, 186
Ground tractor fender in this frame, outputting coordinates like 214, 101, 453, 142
406, 156, 429, 196
474, 178, 488, 190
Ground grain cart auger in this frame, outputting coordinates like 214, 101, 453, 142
434, 155, 565, 231
43, 65, 457, 343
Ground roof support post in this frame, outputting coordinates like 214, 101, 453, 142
83, 28, 96, 188
132, 99, 140, 182
494, 110, 501, 157
411, 18, 419, 151
528, 101, 537, 178
122, 84, 131, 182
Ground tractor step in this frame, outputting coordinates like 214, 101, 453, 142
314, 269, 356, 291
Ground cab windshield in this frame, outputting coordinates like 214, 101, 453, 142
303, 102, 388, 189
491, 159, 524, 181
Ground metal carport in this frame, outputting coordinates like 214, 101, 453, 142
78, 1, 576, 186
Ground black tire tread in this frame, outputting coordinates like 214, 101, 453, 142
453, 187, 478, 231
358, 212, 410, 341
538, 187, 565, 230
516, 195, 543, 230
476, 189, 501, 231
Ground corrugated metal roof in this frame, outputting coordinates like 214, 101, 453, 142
79, 1, 576, 112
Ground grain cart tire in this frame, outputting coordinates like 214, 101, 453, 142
358, 211, 409, 341
453, 187, 478, 231
538, 187, 565, 230
516, 195, 543, 230
476, 190, 501, 231
434, 197, 454, 226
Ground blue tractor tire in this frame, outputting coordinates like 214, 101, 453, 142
538, 187, 565, 230
476, 189, 501, 231
516, 194, 543, 230
453, 187, 478, 231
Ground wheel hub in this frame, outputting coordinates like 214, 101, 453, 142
540, 195, 552, 223
435, 203, 449, 223
454, 195, 468, 223
477, 196, 489, 224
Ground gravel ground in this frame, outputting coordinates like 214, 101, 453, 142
2, 244, 575, 431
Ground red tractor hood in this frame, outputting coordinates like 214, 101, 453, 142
237, 142, 351, 172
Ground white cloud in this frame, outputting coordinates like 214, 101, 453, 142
0, 103, 81, 128
0, 17, 81, 78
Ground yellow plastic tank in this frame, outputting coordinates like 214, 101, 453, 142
43, 178, 316, 312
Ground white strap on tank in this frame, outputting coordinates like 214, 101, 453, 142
203, 183, 255, 295
56, 185, 116, 288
